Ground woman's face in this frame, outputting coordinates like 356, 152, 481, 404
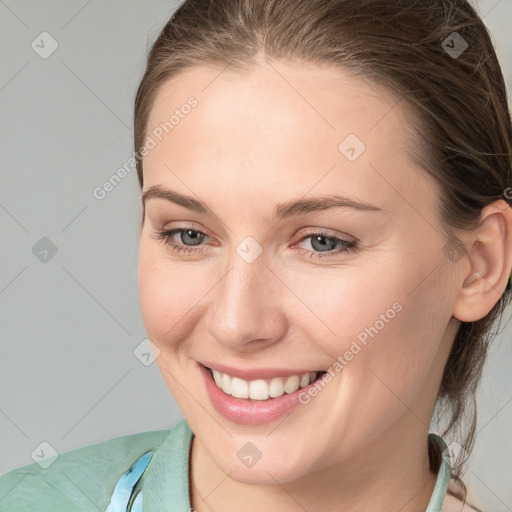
138, 59, 461, 484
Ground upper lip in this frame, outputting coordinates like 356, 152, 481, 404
199, 361, 326, 381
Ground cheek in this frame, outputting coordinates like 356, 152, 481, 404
308, 263, 446, 410
138, 243, 207, 345
284, 264, 400, 354
282, 264, 445, 461
338, 276, 447, 435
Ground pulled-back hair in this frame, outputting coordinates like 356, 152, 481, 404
134, 1, 512, 507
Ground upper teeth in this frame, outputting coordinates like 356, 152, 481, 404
211, 369, 319, 401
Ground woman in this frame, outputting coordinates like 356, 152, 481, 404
1, 0, 511, 511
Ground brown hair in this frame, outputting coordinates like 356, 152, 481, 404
134, 0, 512, 507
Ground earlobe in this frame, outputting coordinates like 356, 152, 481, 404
452, 199, 512, 323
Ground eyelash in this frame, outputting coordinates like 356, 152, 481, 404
152, 226, 358, 259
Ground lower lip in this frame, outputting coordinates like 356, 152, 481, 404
198, 362, 325, 425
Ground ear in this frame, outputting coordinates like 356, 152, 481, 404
452, 199, 512, 323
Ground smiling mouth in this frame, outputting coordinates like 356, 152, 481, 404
204, 365, 328, 401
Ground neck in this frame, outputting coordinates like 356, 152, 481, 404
189, 414, 439, 512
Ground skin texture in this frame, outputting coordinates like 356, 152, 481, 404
138, 57, 512, 512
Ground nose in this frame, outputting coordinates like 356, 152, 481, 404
205, 246, 289, 352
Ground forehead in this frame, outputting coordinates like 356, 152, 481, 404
142, 61, 433, 216
146, 60, 406, 139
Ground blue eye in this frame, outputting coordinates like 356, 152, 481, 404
297, 232, 357, 258
152, 227, 358, 259
152, 227, 208, 255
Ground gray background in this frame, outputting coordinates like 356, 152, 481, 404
0, 0, 511, 509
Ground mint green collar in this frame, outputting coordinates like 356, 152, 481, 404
139, 418, 193, 510
139, 420, 451, 511
426, 432, 452, 512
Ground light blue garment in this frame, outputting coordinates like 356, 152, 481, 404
104, 450, 153, 512
0, 419, 451, 511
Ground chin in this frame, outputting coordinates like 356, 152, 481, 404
217, 452, 313, 486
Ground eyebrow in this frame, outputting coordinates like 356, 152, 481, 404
142, 184, 384, 220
